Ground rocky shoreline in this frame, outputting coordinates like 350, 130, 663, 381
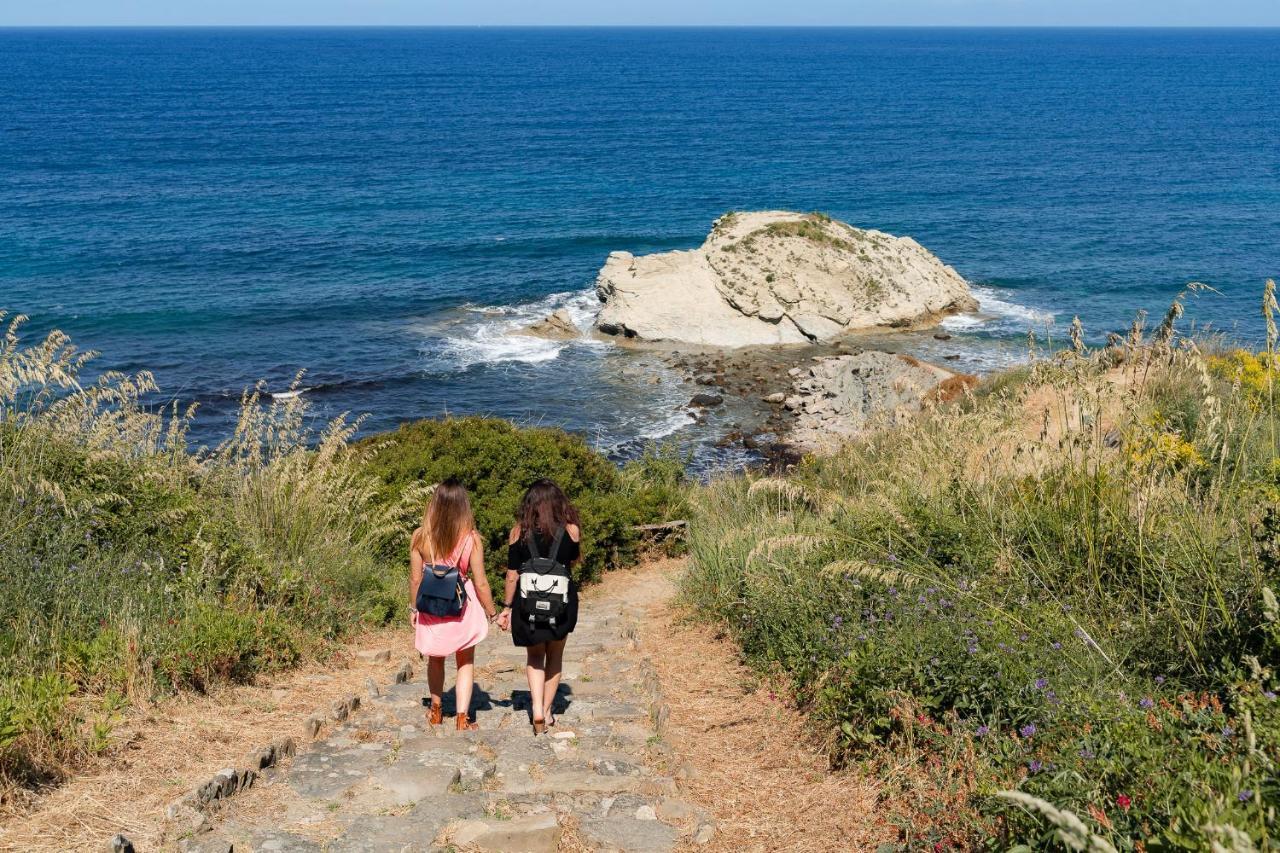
661, 338, 975, 466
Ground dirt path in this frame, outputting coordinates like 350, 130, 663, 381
624, 559, 890, 853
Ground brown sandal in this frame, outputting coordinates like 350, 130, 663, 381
456, 713, 478, 731
427, 700, 443, 726
531, 718, 547, 736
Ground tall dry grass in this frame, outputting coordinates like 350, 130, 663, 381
0, 314, 402, 796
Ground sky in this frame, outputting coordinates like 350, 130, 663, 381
2, 0, 1279, 27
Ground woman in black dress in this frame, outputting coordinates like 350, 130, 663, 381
495, 479, 581, 735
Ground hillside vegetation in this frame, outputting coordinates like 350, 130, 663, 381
685, 285, 1280, 849
0, 313, 681, 798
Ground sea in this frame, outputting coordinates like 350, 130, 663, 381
2, 27, 1278, 463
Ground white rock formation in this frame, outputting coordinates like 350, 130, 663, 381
594, 211, 977, 347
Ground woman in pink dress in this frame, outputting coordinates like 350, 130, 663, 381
409, 478, 498, 730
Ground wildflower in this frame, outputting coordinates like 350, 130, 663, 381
1239, 790, 1253, 803
975, 725, 990, 736
1028, 760, 1043, 774
1051, 641, 1062, 651
1116, 794, 1131, 811
1019, 634, 1028, 642
1155, 675, 1166, 685
1222, 726, 1234, 739
832, 615, 843, 629
1139, 697, 1155, 710
1034, 678, 1049, 690
1263, 691, 1276, 701
1020, 724, 1036, 738
1078, 747, 1095, 760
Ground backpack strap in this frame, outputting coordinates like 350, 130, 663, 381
525, 528, 541, 559
454, 533, 475, 577
548, 526, 566, 561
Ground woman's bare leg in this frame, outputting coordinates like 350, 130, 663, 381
542, 638, 567, 723
426, 655, 445, 722
525, 643, 548, 722
454, 646, 475, 721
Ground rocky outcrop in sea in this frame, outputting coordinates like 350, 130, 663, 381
594, 211, 977, 347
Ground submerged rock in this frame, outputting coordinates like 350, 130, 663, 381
594, 211, 977, 347
517, 308, 579, 341
688, 393, 724, 408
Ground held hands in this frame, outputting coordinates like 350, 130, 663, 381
495, 609, 512, 632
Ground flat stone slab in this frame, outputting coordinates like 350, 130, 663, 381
580, 816, 680, 852
450, 811, 562, 852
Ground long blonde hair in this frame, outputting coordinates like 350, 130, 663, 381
412, 478, 474, 561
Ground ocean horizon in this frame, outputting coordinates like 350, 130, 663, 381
3, 26, 1277, 461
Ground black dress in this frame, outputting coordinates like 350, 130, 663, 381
507, 528, 580, 647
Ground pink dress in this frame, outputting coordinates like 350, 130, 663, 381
413, 532, 489, 657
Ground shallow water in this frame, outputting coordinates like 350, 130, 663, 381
2, 28, 1277, 464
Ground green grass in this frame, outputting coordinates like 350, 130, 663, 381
758, 214, 857, 252
682, 285, 1280, 849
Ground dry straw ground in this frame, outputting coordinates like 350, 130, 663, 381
619, 557, 891, 853
0, 627, 407, 852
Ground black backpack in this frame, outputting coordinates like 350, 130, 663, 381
518, 528, 572, 626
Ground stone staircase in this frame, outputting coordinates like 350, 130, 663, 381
176, 595, 711, 852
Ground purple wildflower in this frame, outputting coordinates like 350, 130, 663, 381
975, 725, 990, 736
1263, 691, 1276, 701
1239, 790, 1253, 802
1078, 747, 1095, 760
1139, 697, 1155, 710
1020, 724, 1036, 738
1051, 641, 1062, 651
1222, 726, 1235, 739
1155, 675, 1166, 685
1034, 678, 1049, 690
1028, 760, 1043, 774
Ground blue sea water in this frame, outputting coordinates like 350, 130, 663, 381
2, 27, 1278, 454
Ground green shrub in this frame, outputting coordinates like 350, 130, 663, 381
684, 295, 1280, 849
357, 419, 687, 586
